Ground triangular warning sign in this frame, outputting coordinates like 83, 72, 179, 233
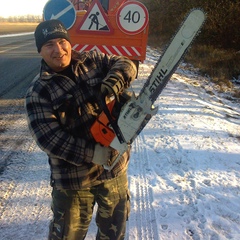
77, 0, 113, 35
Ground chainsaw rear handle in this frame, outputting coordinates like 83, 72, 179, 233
103, 151, 122, 171
102, 137, 129, 171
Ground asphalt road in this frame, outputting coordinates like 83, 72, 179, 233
0, 33, 41, 99
0, 33, 41, 172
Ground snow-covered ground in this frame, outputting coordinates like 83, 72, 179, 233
0, 47, 240, 240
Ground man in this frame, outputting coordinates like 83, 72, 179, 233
25, 19, 137, 240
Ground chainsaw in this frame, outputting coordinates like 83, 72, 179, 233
91, 9, 206, 170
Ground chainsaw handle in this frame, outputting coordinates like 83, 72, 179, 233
103, 150, 123, 171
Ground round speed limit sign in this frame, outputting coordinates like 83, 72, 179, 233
116, 1, 149, 35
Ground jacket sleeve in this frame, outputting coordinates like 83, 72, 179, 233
88, 50, 138, 88
106, 55, 138, 88
25, 80, 94, 166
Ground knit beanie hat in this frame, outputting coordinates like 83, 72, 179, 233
34, 19, 70, 53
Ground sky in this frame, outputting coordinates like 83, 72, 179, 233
0, 0, 49, 17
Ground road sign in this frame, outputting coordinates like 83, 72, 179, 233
72, 43, 142, 58
116, 1, 149, 35
77, 0, 113, 35
43, 0, 76, 30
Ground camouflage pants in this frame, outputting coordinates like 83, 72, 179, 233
48, 171, 130, 240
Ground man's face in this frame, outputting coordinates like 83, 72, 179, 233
40, 38, 71, 72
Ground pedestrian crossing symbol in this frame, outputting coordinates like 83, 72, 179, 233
77, 0, 113, 34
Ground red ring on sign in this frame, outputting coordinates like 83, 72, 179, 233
116, 1, 149, 35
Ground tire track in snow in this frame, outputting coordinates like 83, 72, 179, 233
127, 133, 159, 240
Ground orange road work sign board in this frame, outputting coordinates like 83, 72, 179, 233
44, 0, 149, 62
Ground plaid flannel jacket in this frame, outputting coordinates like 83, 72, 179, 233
25, 50, 137, 190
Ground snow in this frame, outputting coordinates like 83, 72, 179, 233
0, 46, 240, 240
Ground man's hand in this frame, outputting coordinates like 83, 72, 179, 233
101, 77, 124, 97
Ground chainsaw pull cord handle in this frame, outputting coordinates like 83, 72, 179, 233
99, 88, 126, 144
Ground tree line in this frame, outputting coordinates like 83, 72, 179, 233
0, 15, 42, 23
141, 0, 240, 51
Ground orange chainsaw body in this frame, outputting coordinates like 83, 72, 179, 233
90, 99, 116, 146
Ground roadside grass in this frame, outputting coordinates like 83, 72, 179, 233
149, 36, 240, 98
0, 22, 38, 35
186, 45, 240, 98
185, 45, 240, 90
